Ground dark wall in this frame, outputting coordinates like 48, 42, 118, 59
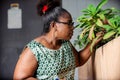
0, 0, 43, 79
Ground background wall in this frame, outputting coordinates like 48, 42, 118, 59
0, 0, 43, 79
0, 0, 120, 80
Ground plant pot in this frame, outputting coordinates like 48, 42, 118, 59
78, 36, 120, 80
94, 36, 120, 80
78, 57, 93, 80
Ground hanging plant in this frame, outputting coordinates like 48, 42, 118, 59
74, 0, 120, 52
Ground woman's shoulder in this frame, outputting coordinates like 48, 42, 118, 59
25, 36, 43, 48
33, 36, 48, 46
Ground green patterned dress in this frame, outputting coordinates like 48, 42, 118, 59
27, 40, 76, 80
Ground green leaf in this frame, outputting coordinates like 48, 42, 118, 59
92, 31, 95, 39
108, 18, 117, 28
96, 0, 108, 13
89, 25, 95, 40
80, 27, 90, 39
100, 25, 112, 31
96, 18, 103, 26
88, 4, 96, 15
82, 9, 89, 13
117, 27, 120, 34
90, 36, 99, 52
103, 31, 116, 39
97, 13, 105, 21
103, 9, 112, 15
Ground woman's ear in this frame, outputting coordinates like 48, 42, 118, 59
50, 21, 57, 31
50, 21, 55, 28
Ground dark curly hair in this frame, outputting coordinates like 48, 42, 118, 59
37, 0, 71, 34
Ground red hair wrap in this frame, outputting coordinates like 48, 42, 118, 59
42, 5, 48, 13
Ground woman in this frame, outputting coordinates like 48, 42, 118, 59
13, 0, 102, 80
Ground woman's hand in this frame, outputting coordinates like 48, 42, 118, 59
90, 31, 104, 52
94, 31, 104, 45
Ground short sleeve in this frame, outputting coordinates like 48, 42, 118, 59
26, 40, 40, 61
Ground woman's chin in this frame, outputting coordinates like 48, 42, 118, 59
70, 34, 73, 38
67, 35, 73, 40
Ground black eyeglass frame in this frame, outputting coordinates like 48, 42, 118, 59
56, 21, 74, 26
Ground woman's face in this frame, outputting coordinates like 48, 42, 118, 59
55, 16, 74, 40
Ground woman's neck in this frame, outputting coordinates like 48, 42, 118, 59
43, 33, 62, 49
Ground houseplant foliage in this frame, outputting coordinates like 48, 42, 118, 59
74, 0, 120, 52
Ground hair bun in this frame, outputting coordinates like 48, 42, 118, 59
37, 0, 61, 16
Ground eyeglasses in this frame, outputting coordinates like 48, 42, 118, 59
56, 21, 74, 26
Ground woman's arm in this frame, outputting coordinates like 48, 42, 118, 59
71, 33, 103, 66
13, 47, 38, 80
78, 43, 93, 66
71, 42, 96, 66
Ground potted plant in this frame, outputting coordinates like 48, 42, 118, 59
74, 0, 120, 52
